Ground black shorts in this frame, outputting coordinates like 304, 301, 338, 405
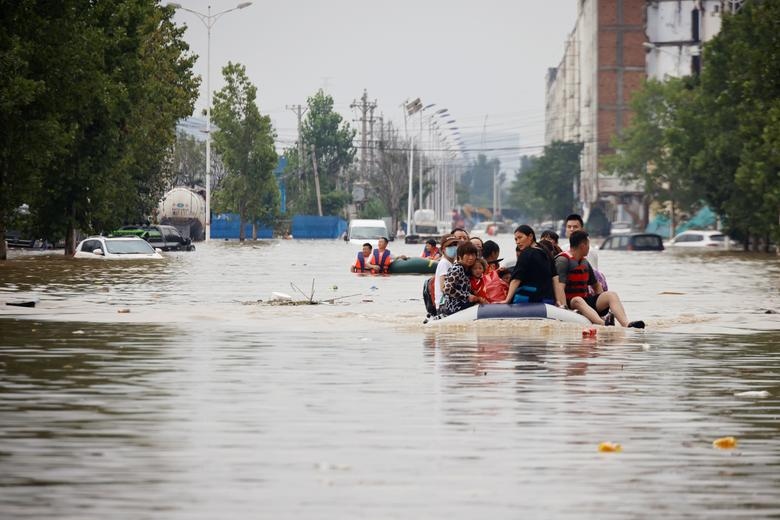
582, 294, 609, 316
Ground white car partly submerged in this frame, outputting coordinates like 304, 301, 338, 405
668, 230, 731, 249
73, 236, 163, 260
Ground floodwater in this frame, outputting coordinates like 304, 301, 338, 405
1, 237, 779, 519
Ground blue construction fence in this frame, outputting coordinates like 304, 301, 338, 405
292, 215, 347, 239
210, 214, 346, 239
211, 213, 273, 239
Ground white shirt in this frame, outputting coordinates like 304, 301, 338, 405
433, 257, 452, 308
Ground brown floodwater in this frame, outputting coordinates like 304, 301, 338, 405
1, 239, 779, 518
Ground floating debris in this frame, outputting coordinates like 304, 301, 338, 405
713, 436, 737, 449
270, 292, 293, 302
242, 280, 361, 307
117, 308, 130, 314
598, 442, 622, 453
5, 300, 36, 308
734, 390, 770, 398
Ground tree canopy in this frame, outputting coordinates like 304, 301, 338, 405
459, 154, 500, 208
210, 62, 279, 240
283, 90, 356, 216
605, 78, 702, 229
0, 0, 199, 257
507, 141, 582, 222
608, 1, 780, 249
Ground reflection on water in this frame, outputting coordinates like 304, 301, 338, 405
1, 241, 780, 518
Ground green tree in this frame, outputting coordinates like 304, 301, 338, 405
459, 154, 500, 207
210, 62, 279, 240
605, 78, 701, 230
691, 0, 780, 249
507, 141, 582, 221
507, 156, 544, 218
0, 4, 70, 259
18, 1, 199, 255
171, 130, 206, 188
284, 90, 356, 215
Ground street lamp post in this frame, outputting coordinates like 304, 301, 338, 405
167, 2, 252, 241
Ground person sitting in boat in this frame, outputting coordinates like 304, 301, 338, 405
440, 241, 486, 316
371, 237, 407, 274
484, 266, 510, 303
420, 238, 441, 260
555, 230, 644, 328
482, 240, 501, 274
351, 242, 379, 273
539, 229, 563, 257
469, 236, 484, 258
470, 258, 489, 302
451, 227, 470, 241
562, 215, 609, 292
433, 234, 461, 311
502, 225, 566, 307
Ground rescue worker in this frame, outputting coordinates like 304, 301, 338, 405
421, 238, 441, 260
372, 237, 406, 274
351, 243, 378, 273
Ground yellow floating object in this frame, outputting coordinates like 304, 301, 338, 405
598, 442, 622, 452
713, 436, 737, 449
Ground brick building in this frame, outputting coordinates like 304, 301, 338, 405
546, 0, 739, 227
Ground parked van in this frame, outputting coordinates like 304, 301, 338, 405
345, 219, 389, 246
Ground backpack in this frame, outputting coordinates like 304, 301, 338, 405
422, 276, 438, 317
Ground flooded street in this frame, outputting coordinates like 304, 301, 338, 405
1, 238, 780, 518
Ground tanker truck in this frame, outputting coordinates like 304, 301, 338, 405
157, 187, 206, 241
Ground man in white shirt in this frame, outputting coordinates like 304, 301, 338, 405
564, 214, 598, 270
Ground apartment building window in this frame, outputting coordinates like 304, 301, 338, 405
724, 0, 744, 13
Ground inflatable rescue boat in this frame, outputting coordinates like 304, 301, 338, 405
427, 303, 591, 325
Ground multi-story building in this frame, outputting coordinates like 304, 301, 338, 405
546, 0, 740, 226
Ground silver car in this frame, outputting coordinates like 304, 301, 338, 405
74, 236, 163, 259
668, 230, 729, 248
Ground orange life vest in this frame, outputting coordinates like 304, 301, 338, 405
421, 246, 440, 259
373, 248, 392, 273
353, 253, 373, 273
557, 251, 591, 302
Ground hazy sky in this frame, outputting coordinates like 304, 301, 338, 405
170, 0, 578, 170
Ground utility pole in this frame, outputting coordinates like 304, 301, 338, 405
286, 104, 308, 180
368, 104, 376, 179
311, 144, 323, 216
350, 89, 376, 181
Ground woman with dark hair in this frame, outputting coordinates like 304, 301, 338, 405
539, 229, 563, 258
502, 225, 566, 307
440, 241, 486, 316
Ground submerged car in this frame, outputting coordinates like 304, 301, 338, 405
668, 230, 728, 248
74, 236, 163, 259
112, 225, 195, 251
600, 233, 665, 251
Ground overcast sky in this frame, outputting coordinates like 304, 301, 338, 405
170, 0, 578, 170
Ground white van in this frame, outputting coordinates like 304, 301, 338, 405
345, 219, 389, 246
